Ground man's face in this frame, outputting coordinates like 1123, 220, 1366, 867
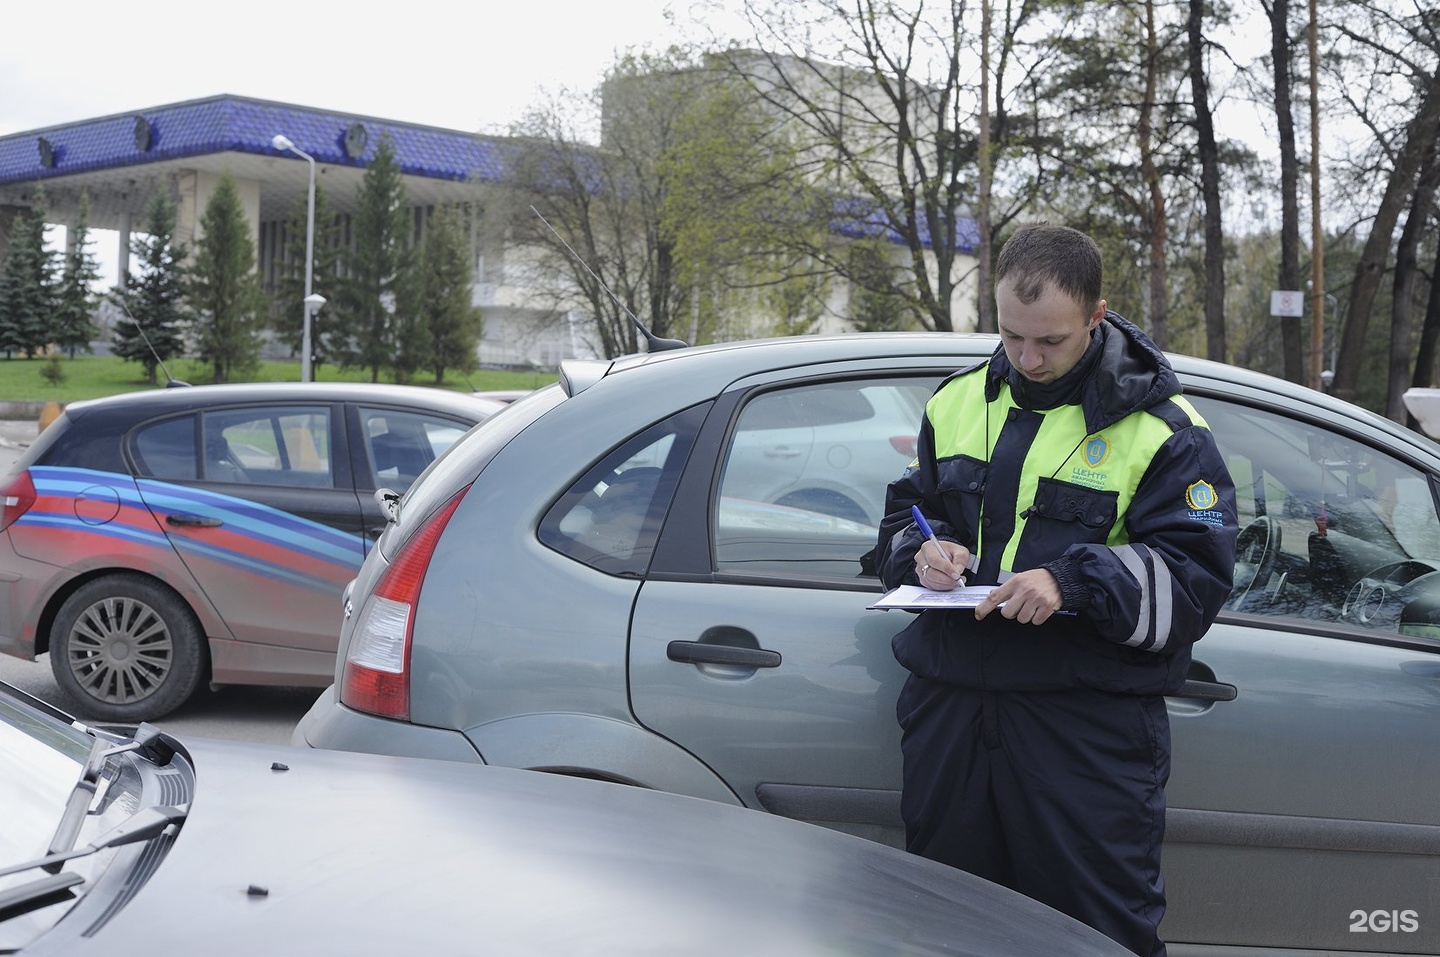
995, 277, 1105, 384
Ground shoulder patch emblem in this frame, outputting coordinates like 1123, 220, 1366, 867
1186, 480, 1218, 511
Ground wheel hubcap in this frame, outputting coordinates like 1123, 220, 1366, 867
64, 596, 173, 704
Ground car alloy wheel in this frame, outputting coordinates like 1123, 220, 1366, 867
50, 574, 206, 722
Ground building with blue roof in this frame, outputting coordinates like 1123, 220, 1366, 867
0, 95, 582, 365
0, 93, 979, 366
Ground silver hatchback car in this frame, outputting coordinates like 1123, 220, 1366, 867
298, 333, 1440, 955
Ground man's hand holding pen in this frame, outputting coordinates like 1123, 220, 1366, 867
910, 506, 1064, 623
911, 506, 970, 592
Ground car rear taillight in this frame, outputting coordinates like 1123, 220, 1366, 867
339, 486, 469, 720
889, 436, 918, 458
0, 471, 36, 533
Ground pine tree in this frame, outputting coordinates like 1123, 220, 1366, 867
53, 190, 102, 358
0, 211, 30, 359
335, 133, 411, 381
115, 192, 189, 385
0, 185, 58, 359
390, 270, 427, 384
406, 204, 483, 384
189, 172, 266, 382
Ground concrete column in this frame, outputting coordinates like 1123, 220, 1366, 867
173, 169, 262, 266
117, 209, 131, 282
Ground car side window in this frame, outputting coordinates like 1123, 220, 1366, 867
132, 415, 198, 480
200, 408, 332, 488
1192, 394, 1440, 640
714, 376, 938, 580
538, 408, 704, 577
360, 408, 470, 493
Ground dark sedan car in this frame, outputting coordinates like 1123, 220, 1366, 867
0, 681, 1127, 956
0, 383, 503, 722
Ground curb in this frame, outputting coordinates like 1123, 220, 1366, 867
0, 401, 56, 421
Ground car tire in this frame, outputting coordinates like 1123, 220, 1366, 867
49, 574, 207, 722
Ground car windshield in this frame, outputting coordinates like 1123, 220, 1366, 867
0, 694, 146, 948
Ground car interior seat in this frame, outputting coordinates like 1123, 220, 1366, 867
204, 433, 248, 483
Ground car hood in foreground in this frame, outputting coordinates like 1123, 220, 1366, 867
29, 737, 1125, 957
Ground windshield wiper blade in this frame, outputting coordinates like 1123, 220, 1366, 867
0, 805, 188, 883
0, 872, 85, 924
41, 723, 170, 872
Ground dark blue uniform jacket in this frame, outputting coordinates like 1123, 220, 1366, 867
876, 314, 1239, 696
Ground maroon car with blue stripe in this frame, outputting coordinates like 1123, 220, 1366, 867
0, 383, 503, 721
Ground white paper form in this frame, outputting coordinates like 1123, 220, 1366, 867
866, 584, 997, 611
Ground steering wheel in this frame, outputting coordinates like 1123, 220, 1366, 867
1227, 515, 1281, 609
1340, 560, 1440, 625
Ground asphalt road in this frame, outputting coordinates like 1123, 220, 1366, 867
0, 416, 323, 746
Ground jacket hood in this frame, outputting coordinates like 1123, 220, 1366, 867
987, 310, 1180, 433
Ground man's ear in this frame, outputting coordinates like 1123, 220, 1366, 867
1088, 300, 1107, 329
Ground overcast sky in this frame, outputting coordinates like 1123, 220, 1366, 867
1, 0, 734, 138
10, 0, 1282, 283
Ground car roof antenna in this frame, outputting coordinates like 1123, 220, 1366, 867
530, 206, 688, 353
111, 295, 190, 388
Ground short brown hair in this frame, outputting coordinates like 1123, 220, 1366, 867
994, 223, 1103, 309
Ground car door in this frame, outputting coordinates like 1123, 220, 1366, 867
132, 404, 366, 654
1156, 391, 1440, 953
628, 372, 943, 845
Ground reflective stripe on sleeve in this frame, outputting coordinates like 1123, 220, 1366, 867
1117, 544, 1174, 652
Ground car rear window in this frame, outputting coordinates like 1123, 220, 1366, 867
538, 405, 706, 577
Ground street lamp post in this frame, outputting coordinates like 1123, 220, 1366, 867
1324, 292, 1339, 382
272, 133, 317, 382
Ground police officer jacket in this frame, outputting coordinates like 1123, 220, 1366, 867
877, 312, 1238, 696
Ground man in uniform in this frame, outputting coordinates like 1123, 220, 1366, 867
876, 223, 1238, 956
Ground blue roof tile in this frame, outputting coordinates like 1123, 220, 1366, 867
0, 95, 507, 188
831, 195, 979, 254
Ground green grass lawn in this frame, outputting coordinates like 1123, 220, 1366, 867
0, 354, 558, 404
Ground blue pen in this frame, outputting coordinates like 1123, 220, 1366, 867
911, 505, 944, 553
912, 506, 973, 585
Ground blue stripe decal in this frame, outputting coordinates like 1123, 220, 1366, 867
167, 536, 347, 589
31, 467, 150, 507
27, 466, 365, 573
135, 483, 362, 566
17, 511, 173, 549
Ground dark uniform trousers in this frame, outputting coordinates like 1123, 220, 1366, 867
897, 674, 1171, 957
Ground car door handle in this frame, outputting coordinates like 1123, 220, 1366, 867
666, 641, 782, 668
1175, 678, 1237, 701
763, 448, 804, 459
166, 514, 223, 528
